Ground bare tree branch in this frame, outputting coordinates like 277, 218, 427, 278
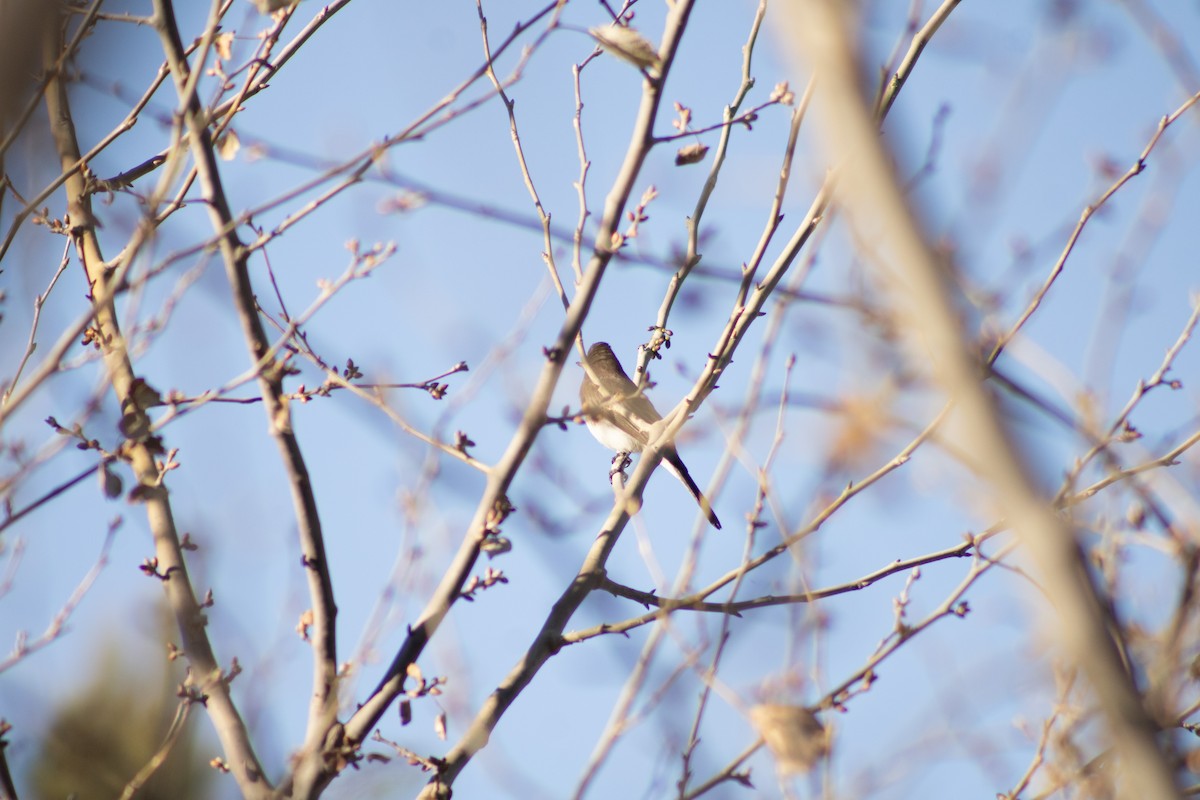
149, 1, 339, 793
41, 6, 271, 794
785, 1, 1180, 795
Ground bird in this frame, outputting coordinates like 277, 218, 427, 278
579, 341, 721, 529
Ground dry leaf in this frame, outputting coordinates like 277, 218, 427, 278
672, 102, 692, 131
295, 608, 313, 641
749, 704, 829, 776
118, 411, 150, 440
481, 535, 512, 558
825, 389, 891, 471
216, 129, 240, 161
434, 712, 447, 741
215, 31, 235, 62
99, 464, 122, 499
675, 142, 708, 166
589, 26, 661, 72
130, 377, 164, 409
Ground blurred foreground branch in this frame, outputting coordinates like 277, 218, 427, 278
784, 1, 1180, 796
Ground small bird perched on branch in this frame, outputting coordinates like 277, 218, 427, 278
579, 341, 721, 529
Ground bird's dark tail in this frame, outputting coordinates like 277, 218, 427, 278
662, 450, 722, 530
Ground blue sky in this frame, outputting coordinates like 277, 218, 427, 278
2, 1, 1200, 798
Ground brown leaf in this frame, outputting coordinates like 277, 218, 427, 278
295, 609, 314, 641
130, 377, 165, 409
589, 26, 661, 72
481, 536, 512, 558
118, 411, 150, 440
216, 129, 240, 161
672, 102, 692, 132
825, 388, 892, 471
748, 704, 829, 776
99, 464, 122, 499
215, 31, 235, 62
675, 143, 709, 166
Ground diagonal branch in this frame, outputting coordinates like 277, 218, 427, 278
425, 1, 973, 791
41, 7, 270, 796
149, 0, 339, 792
339, 5, 703, 798
786, 1, 1180, 796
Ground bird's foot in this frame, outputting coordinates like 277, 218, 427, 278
609, 451, 632, 482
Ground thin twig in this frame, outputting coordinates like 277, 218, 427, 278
117, 701, 192, 800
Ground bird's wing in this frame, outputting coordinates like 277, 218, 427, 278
581, 376, 656, 445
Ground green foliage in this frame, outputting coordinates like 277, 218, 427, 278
26, 644, 210, 800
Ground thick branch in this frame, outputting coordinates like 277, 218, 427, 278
341, 5, 702, 797
42, 9, 270, 796
787, 1, 1179, 796
149, 0, 338, 793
